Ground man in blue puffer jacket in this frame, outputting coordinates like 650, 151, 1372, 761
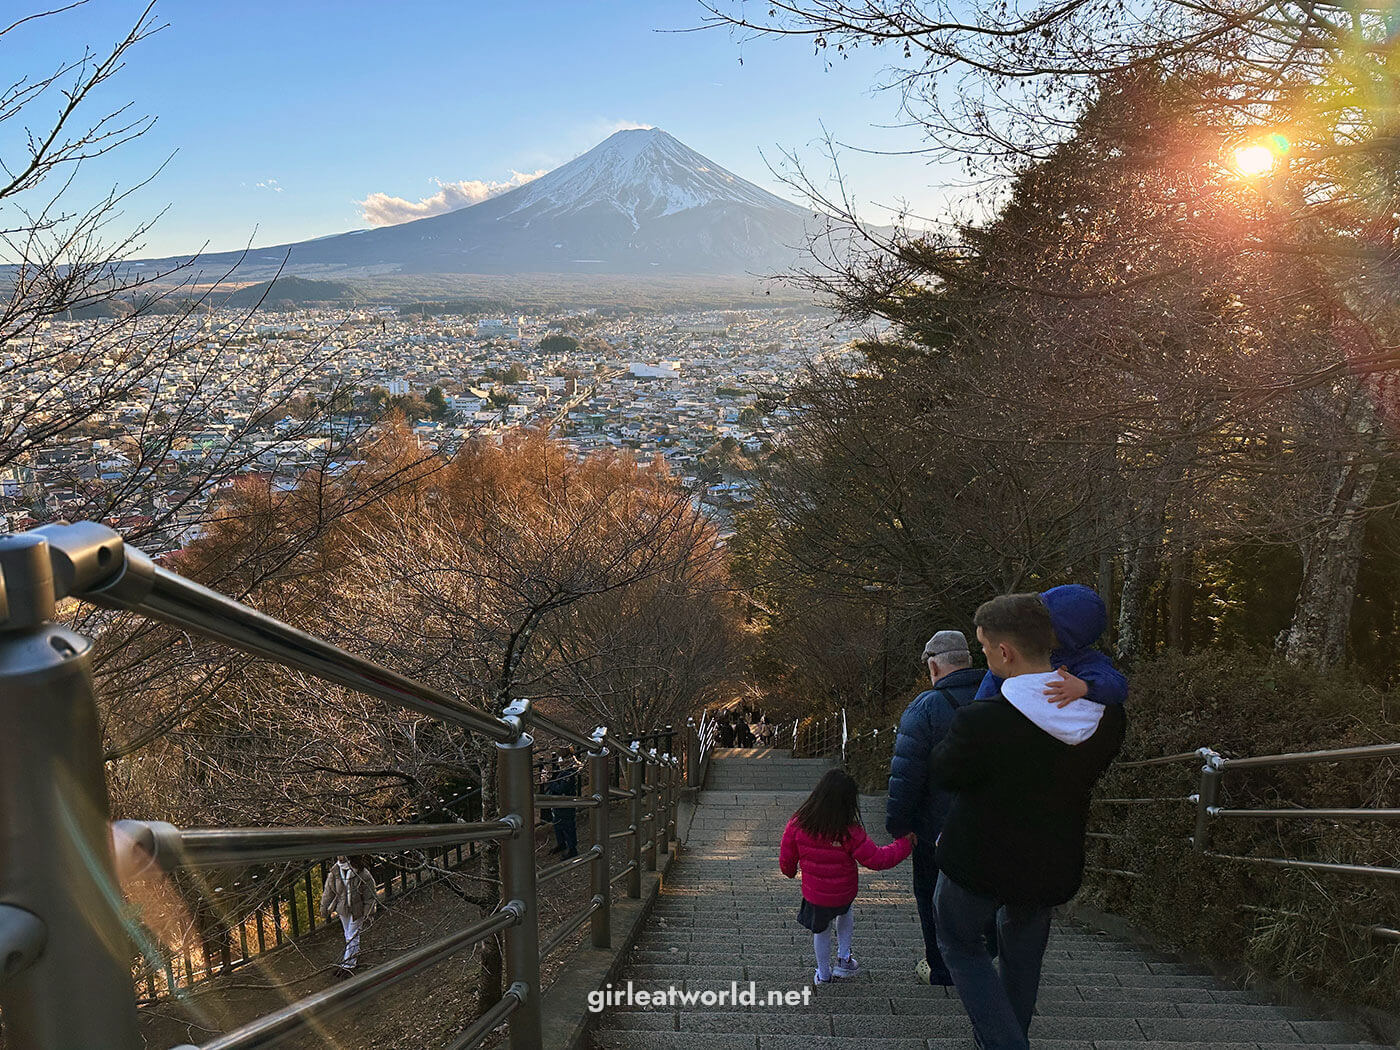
886, 629, 985, 985
972, 584, 1128, 708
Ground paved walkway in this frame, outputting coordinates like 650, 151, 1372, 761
591, 748, 1381, 1050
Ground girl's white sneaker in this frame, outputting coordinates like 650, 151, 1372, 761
833, 955, 861, 978
813, 969, 835, 985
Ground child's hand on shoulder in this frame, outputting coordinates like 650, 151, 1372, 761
904, 832, 917, 845
1045, 667, 1088, 707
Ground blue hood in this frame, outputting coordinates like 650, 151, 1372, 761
1043, 584, 1107, 654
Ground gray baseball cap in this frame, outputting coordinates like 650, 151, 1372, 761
922, 630, 969, 660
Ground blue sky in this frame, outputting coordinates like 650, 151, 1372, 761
11, 1, 958, 257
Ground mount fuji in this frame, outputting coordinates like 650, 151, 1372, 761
156, 129, 823, 279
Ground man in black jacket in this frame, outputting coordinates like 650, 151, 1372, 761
885, 629, 985, 985
930, 594, 1125, 1050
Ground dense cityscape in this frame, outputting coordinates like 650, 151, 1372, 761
1, 305, 861, 546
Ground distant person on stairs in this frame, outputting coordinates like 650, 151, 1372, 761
320, 855, 378, 979
931, 594, 1125, 1050
886, 629, 990, 986
780, 768, 914, 985
543, 751, 581, 859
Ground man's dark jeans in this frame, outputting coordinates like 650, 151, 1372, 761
553, 810, 578, 857
933, 873, 1052, 1050
912, 841, 953, 983
914, 841, 996, 985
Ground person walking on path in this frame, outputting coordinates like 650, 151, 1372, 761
886, 629, 987, 986
930, 594, 1125, 1050
780, 768, 914, 985
320, 855, 378, 978
544, 752, 581, 858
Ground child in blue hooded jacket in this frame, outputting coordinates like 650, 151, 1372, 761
973, 584, 1128, 707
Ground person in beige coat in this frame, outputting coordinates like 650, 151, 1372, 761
319, 855, 378, 976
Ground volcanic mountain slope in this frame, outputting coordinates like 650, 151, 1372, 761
156, 129, 822, 279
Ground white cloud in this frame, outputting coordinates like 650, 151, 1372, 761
601, 119, 655, 134
357, 171, 547, 227
255, 178, 283, 193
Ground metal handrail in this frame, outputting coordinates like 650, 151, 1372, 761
86, 538, 518, 744
533, 795, 600, 809
1092, 796, 1195, 805
1118, 749, 1215, 769
1218, 741, 1400, 770
1087, 734, 1400, 958
537, 845, 602, 886
1209, 807, 1400, 822
114, 819, 515, 868
540, 895, 605, 960
528, 708, 603, 753
171, 905, 522, 1050
1205, 852, 1400, 880
0, 521, 688, 1050
444, 984, 525, 1050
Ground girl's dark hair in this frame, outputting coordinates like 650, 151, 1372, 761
793, 769, 861, 843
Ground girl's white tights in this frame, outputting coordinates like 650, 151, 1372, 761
813, 910, 854, 980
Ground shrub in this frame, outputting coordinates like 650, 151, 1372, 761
1083, 649, 1400, 1008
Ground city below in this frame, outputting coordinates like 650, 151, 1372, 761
4, 304, 866, 550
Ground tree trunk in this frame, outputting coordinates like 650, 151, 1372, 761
1281, 396, 1381, 670
1097, 547, 1115, 635
1166, 549, 1193, 652
1116, 439, 1192, 663
1115, 540, 1158, 663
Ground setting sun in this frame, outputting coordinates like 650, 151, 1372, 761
1233, 143, 1277, 177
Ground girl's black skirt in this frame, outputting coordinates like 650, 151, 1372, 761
796, 897, 851, 934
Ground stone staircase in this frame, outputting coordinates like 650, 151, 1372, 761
703, 746, 836, 792
590, 748, 1383, 1050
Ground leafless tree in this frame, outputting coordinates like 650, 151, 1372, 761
703, 8, 1400, 668
264, 432, 742, 1017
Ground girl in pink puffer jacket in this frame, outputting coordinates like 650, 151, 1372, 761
780, 768, 914, 984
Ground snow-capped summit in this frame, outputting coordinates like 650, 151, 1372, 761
139, 129, 819, 278
502, 128, 807, 227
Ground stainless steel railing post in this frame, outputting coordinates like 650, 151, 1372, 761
0, 533, 142, 1050
685, 716, 698, 788
1192, 750, 1224, 853
657, 753, 671, 859
496, 711, 543, 1050
646, 752, 661, 872
588, 732, 611, 949
627, 753, 643, 898
667, 757, 680, 850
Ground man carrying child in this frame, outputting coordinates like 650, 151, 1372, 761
928, 593, 1125, 1050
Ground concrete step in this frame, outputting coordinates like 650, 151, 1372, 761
613, 964, 1234, 992
594, 1031, 1379, 1050
589, 757, 1381, 1050
597, 1000, 1319, 1022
